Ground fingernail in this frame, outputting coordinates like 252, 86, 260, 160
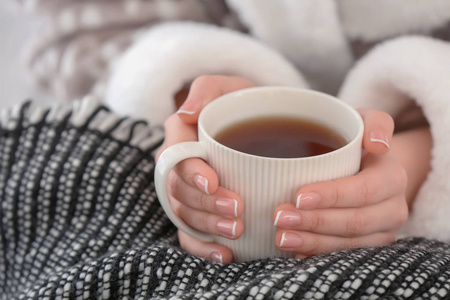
177, 109, 196, 115
210, 252, 223, 263
194, 175, 209, 195
177, 99, 200, 115
279, 232, 303, 249
370, 132, 390, 149
216, 198, 239, 217
296, 192, 321, 209
274, 210, 301, 227
217, 220, 237, 238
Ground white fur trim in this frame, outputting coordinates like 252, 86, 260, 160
226, 0, 353, 95
339, 0, 450, 41
339, 36, 450, 241
104, 22, 306, 125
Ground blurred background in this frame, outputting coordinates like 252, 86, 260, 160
0, 2, 51, 110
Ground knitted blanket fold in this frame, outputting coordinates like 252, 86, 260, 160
1, 100, 450, 299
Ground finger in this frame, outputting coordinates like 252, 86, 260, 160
169, 175, 243, 218
295, 153, 407, 209
273, 196, 408, 237
155, 113, 198, 161
177, 75, 254, 124
158, 113, 220, 194
178, 230, 233, 263
173, 157, 219, 196
163, 113, 198, 144
177, 201, 244, 240
275, 230, 396, 256
358, 108, 394, 154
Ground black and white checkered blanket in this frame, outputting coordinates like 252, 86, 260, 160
1, 100, 450, 299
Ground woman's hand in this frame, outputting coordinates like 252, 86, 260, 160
156, 75, 427, 261
273, 109, 410, 257
155, 75, 254, 263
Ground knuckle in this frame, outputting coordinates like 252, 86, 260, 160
308, 213, 324, 232
333, 183, 346, 206
359, 176, 373, 206
198, 192, 213, 212
192, 75, 216, 88
346, 210, 367, 236
325, 181, 339, 208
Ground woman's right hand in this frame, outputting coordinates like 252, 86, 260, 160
155, 75, 254, 263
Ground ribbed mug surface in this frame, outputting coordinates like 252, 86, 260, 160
197, 87, 364, 262
155, 87, 364, 263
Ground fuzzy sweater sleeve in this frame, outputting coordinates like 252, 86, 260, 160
104, 22, 307, 125
339, 36, 450, 241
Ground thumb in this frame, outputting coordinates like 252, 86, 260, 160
358, 108, 394, 155
177, 75, 254, 125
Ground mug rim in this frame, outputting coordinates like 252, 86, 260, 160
198, 86, 364, 161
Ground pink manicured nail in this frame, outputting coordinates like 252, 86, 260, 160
370, 132, 390, 149
217, 220, 237, 238
296, 192, 321, 209
274, 210, 301, 227
177, 99, 200, 115
210, 252, 223, 263
279, 232, 303, 249
194, 175, 209, 194
177, 109, 196, 115
216, 198, 239, 217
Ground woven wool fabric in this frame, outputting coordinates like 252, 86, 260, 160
2, 100, 450, 299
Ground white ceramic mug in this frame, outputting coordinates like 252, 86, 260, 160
155, 87, 364, 262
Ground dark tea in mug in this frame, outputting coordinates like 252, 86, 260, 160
214, 116, 347, 158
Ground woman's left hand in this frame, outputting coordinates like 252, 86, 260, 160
273, 109, 409, 258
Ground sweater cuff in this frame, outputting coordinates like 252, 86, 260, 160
339, 36, 450, 241
104, 22, 307, 126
